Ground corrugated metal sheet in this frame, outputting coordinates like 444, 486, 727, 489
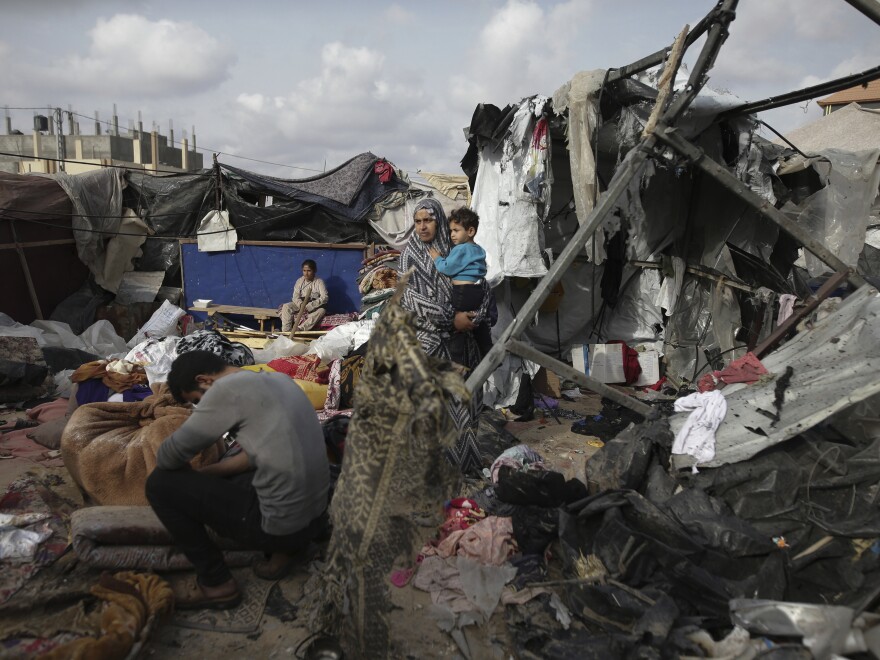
671, 285, 880, 468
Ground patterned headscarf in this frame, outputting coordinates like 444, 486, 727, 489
400, 198, 455, 357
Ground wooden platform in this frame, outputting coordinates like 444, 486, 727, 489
189, 304, 279, 331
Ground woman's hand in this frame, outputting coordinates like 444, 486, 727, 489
454, 311, 477, 332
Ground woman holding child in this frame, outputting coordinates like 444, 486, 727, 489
400, 198, 491, 474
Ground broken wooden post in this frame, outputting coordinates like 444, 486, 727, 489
9, 220, 43, 320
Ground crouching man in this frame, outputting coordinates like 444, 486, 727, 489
145, 350, 329, 609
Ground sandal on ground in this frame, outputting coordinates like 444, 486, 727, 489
254, 552, 302, 581
173, 577, 241, 610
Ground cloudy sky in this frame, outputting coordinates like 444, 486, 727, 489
1, 0, 878, 176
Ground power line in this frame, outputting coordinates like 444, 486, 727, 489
0, 204, 317, 239
65, 109, 325, 173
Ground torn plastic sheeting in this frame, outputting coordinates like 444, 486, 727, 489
552, 70, 605, 243
798, 148, 880, 278
123, 169, 213, 275
470, 97, 551, 287
671, 285, 880, 469
52, 168, 125, 281
663, 488, 774, 558
729, 599, 858, 660
585, 416, 674, 494
0, 514, 52, 561
95, 209, 151, 294
481, 351, 540, 410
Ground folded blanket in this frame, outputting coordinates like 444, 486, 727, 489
61, 384, 222, 505
71, 506, 257, 571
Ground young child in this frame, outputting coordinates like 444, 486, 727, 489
429, 207, 493, 359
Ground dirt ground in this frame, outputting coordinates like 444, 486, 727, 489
0, 388, 654, 658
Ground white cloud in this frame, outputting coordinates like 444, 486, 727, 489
465, 0, 593, 104
222, 41, 453, 173
385, 4, 415, 25
30, 14, 235, 97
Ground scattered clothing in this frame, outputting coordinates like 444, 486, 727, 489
177, 330, 255, 366
777, 294, 798, 325
718, 352, 769, 386
70, 360, 148, 393
672, 390, 727, 472
487, 444, 546, 484
430, 516, 517, 566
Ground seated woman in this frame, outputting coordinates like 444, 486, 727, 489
399, 198, 491, 474
281, 259, 329, 333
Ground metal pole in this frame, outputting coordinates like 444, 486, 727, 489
506, 339, 656, 418
663, 0, 738, 124
722, 65, 880, 117
606, 6, 716, 83
754, 269, 852, 358
841, 0, 880, 26
655, 125, 867, 288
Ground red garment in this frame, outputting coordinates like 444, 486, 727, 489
698, 372, 720, 393
267, 355, 329, 383
438, 498, 486, 541
608, 340, 642, 385
646, 376, 667, 392
719, 352, 768, 385
374, 160, 393, 183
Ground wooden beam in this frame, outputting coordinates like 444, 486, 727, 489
506, 339, 656, 418
0, 238, 76, 251
754, 269, 851, 358
178, 238, 368, 250
9, 221, 43, 320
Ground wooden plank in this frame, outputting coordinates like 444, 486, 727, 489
9, 221, 43, 320
189, 305, 280, 318
0, 238, 77, 251
754, 270, 851, 358
178, 238, 367, 250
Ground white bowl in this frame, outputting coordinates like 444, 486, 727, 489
193, 299, 212, 309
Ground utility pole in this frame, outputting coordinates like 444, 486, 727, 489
54, 107, 66, 171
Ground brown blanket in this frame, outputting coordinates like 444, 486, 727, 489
61, 384, 222, 505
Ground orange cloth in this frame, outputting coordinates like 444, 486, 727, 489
71, 361, 148, 394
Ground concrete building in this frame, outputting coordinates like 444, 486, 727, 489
0, 111, 204, 174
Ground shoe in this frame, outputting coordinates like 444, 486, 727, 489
173, 576, 241, 610
253, 552, 301, 580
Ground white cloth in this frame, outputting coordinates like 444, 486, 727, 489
672, 390, 727, 472
777, 294, 798, 326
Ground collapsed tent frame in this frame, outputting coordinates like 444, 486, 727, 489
466, 0, 870, 413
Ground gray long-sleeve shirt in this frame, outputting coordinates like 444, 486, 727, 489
156, 371, 329, 535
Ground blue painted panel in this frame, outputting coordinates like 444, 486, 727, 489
182, 243, 364, 321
